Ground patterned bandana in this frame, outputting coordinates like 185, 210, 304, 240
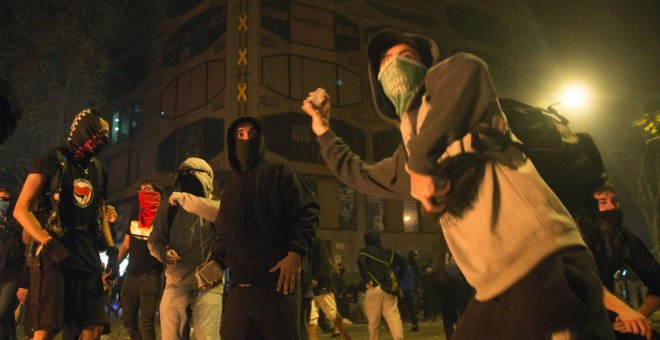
378, 56, 428, 118
66, 109, 109, 162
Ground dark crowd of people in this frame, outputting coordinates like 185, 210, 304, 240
0, 27, 658, 340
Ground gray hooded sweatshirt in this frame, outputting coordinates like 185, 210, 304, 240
148, 157, 217, 286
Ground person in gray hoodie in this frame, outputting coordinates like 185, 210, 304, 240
302, 29, 613, 339
148, 157, 221, 340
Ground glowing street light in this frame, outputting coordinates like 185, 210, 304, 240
559, 84, 590, 110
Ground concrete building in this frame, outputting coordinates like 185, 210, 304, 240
101, 0, 548, 282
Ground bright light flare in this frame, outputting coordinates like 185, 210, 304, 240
560, 84, 589, 109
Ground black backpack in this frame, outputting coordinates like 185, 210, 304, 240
497, 99, 607, 213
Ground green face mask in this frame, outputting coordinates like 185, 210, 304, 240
378, 56, 428, 118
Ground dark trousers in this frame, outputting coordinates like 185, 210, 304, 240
453, 247, 614, 340
400, 289, 418, 326
221, 282, 300, 340
0, 280, 19, 340
121, 271, 163, 340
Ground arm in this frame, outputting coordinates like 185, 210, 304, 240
303, 91, 412, 200
169, 192, 220, 221
147, 203, 170, 264
13, 174, 51, 243
99, 200, 114, 247
626, 230, 660, 317
118, 234, 130, 264
357, 252, 370, 285
603, 288, 652, 338
270, 168, 319, 294
406, 54, 498, 210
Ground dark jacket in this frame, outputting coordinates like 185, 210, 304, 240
357, 230, 408, 293
310, 237, 334, 295
211, 117, 319, 284
0, 218, 24, 284
576, 210, 660, 297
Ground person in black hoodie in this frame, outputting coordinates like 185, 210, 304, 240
169, 116, 319, 339
576, 183, 660, 339
0, 187, 24, 340
357, 229, 407, 340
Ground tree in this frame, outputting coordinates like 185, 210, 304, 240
630, 109, 660, 256
0, 1, 127, 188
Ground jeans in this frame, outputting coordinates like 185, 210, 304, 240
0, 280, 19, 340
159, 283, 223, 340
121, 271, 163, 340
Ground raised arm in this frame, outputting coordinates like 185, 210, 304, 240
169, 192, 220, 221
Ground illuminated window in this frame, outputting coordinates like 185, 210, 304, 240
110, 102, 144, 145
402, 200, 419, 233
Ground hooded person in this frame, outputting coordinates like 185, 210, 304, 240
575, 184, 660, 339
303, 29, 615, 339
147, 157, 222, 340
186, 116, 319, 339
357, 229, 408, 340
13, 108, 115, 339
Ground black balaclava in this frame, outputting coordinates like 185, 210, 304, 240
235, 137, 260, 171
598, 209, 625, 262
178, 173, 205, 197
599, 209, 624, 228
66, 108, 109, 162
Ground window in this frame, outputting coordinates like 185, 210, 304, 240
110, 102, 144, 144
157, 118, 225, 173
164, 6, 227, 66
105, 150, 141, 192
262, 55, 363, 107
160, 60, 226, 118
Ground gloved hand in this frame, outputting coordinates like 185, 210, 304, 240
105, 246, 119, 281
42, 237, 72, 265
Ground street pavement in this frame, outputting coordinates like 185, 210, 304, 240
16, 310, 660, 339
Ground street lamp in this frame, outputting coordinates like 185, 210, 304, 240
559, 84, 590, 110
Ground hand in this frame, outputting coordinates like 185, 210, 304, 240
312, 279, 318, 288
169, 192, 187, 207
16, 288, 28, 304
105, 246, 119, 281
104, 205, 117, 223
102, 269, 114, 287
365, 281, 374, 290
612, 308, 652, 339
166, 249, 181, 265
399, 289, 405, 298
409, 168, 451, 213
301, 90, 331, 136
269, 252, 301, 295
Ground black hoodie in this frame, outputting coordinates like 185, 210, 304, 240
357, 229, 408, 293
211, 116, 319, 284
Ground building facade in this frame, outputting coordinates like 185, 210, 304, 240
102, 0, 543, 280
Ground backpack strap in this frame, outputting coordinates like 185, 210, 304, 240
359, 251, 393, 287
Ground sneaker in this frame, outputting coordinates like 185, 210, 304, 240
411, 325, 420, 332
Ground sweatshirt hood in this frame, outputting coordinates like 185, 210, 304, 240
173, 157, 214, 198
367, 29, 440, 127
227, 116, 266, 173
364, 229, 382, 246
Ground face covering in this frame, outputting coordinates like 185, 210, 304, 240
235, 139, 259, 171
66, 108, 109, 162
378, 56, 428, 118
138, 191, 161, 228
0, 201, 9, 218
178, 174, 205, 197
599, 209, 624, 228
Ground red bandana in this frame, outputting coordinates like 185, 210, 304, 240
138, 191, 161, 228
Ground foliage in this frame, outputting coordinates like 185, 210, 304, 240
0, 1, 127, 186
632, 110, 660, 138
